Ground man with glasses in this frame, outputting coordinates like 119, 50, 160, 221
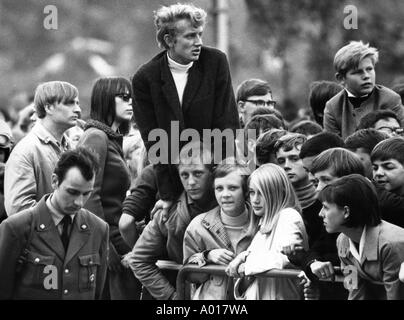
235, 78, 276, 128
357, 109, 403, 137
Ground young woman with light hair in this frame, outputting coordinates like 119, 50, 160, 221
226, 163, 309, 300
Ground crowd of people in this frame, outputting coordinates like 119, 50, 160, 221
1, 2, 404, 300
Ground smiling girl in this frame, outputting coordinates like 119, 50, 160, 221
183, 160, 257, 300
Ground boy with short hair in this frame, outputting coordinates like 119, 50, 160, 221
371, 137, 404, 228
356, 110, 402, 137
323, 41, 404, 139
345, 128, 389, 179
274, 133, 322, 247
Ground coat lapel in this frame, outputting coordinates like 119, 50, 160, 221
182, 61, 202, 113
202, 208, 233, 251
360, 225, 380, 264
34, 197, 65, 261
160, 54, 185, 128
64, 210, 91, 265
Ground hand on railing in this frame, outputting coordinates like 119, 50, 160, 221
297, 271, 320, 300
310, 260, 335, 281
207, 249, 234, 265
225, 251, 249, 278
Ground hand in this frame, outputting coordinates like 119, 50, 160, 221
310, 261, 335, 281
151, 200, 173, 222
225, 252, 247, 277
281, 243, 305, 256
297, 271, 320, 300
207, 249, 234, 265
120, 252, 134, 269
108, 242, 123, 273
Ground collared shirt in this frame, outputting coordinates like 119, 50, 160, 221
46, 194, 75, 236
4, 121, 70, 215
348, 226, 367, 264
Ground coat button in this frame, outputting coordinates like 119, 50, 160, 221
34, 258, 40, 263
39, 224, 45, 230
81, 224, 87, 230
64, 269, 69, 274
89, 274, 95, 282
64, 289, 68, 294
89, 261, 93, 265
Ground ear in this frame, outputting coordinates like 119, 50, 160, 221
238, 100, 245, 112
163, 34, 175, 49
44, 103, 55, 115
343, 205, 350, 219
335, 72, 345, 85
51, 173, 59, 190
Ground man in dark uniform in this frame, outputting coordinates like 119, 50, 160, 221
0, 147, 109, 299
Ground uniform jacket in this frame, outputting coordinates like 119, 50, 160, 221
183, 206, 256, 300
129, 192, 216, 300
4, 122, 69, 216
337, 221, 404, 300
78, 120, 131, 255
323, 85, 404, 139
0, 195, 109, 300
132, 46, 240, 201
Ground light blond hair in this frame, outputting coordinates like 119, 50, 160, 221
334, 41, 379, 76
34, 81, 78, 119
249, 163, 301, 234
154, 3, 207, 49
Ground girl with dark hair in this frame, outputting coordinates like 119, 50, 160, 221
319, 174, 404, 300
77, 77, 140, 299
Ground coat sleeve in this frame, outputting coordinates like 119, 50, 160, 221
4, 149, 37, 216
323, 102, 341, 136
212, 51, 240, 133
0, 219, 26, 299
245, 210, 308, 275
122, 165, 157, 221
183, 220, 206, 265
380, 241, 404, 300
77, 130, 108, 221
128, 211, 175, 300
95, 222, 109, 300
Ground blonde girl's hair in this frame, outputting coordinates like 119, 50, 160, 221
249, 163, 301, 234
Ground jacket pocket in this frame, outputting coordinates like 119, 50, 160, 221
19, 250, 56, 290
78, 253, 100, 292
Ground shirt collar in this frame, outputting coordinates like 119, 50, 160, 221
46, 194, 75, 227
345, 88, 369, 98
348, 225, 367, 263
32, 121, 69, 148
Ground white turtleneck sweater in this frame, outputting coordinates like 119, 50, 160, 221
167, 53, 193, 106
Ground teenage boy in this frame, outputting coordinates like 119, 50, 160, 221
345, 128, 389, 179
357, 110, 403, 137
299, 132, 345, 188
323, 41, 404, 139
129, 141, 217, 300
371, 137, 404, 228
274, 133, 322, 247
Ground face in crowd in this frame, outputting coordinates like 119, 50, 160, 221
214, 170, 246, 217
166, 18, 203, 65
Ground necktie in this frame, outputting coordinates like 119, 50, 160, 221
348, 95, 370, 109
60, 215, 72, 251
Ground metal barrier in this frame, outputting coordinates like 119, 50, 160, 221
156, 260, 345, 300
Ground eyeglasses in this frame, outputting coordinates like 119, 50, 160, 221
115, 93, 132, 102
377, 127, 404, 135
244, 99, 276, 108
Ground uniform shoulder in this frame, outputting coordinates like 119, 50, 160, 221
81, 209, 108, 229
2, 208, 33, 235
